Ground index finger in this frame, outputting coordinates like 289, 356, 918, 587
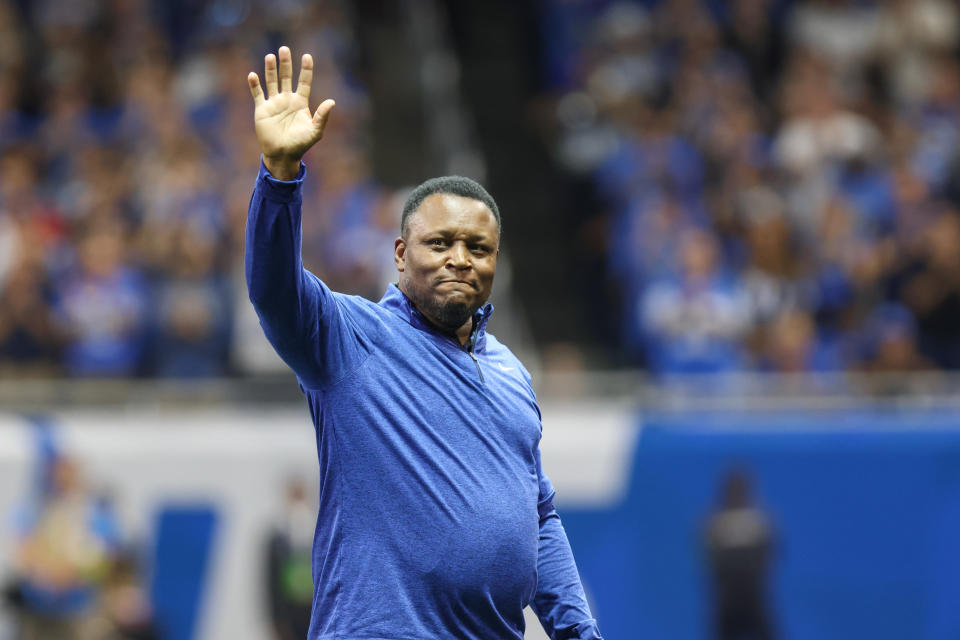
248, 72, 265, 107
296, 53, 314, 100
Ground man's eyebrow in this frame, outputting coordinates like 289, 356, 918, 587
423, 229, 495, 242
464, 233, 495, 243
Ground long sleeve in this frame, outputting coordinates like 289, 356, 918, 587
244, 160, 366, 389
531, 448, 603, 640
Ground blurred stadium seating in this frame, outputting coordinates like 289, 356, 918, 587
3, 0, 960, 374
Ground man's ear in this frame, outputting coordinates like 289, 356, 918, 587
394, 237, 406, 271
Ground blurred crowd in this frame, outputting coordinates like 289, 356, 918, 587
4, 0, 960, 378
0, 0, 398, 378
545, 0, 960, 374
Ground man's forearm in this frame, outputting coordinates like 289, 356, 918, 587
533, 513, 603, 639
245, 159, 328, 385
245, 159, 307, 309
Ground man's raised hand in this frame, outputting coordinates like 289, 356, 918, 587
248, 46, 335, 180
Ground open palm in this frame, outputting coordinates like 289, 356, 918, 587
248, 46, 335, 178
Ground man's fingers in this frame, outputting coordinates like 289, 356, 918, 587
313, 99, 336, 136
278, 46, 293, 93
248, 72, 265, 107
264, 53, 278, 97
296, 53, 314, 100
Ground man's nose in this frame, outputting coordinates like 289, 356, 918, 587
446, 242, 471, 268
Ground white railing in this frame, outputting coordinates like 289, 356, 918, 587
3, 370, 960, 412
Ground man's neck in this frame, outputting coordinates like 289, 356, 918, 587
397, 284, 473, 346
454, 319, 473, 346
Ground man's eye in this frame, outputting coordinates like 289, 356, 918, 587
470, 246, 488, 255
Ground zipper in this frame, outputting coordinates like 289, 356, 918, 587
466, 332, 484, 383
468, 350, 484, 383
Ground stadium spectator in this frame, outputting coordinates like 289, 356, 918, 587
758, 309, 843, 373
639, 228, 750, 373
150, 229, 232, 377
0, 254, 61, 374
264, 478, 314, 640
9, 455, 120, 640
55, 221, 148, 377
101, 551, 159, 640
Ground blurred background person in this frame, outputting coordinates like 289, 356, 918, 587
54, 221, 148, 378
263, 477, 314, 640
9, 450, 120, 640
705, 469, 778, 640
100, 550, 159, 640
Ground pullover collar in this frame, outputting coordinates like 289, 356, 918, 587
379, 283, 493, 353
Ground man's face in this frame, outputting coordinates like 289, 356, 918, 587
395, 193, 499, 335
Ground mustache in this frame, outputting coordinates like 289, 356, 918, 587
434, 277, 478, 290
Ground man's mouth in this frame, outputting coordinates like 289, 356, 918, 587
436, 279, 477, 290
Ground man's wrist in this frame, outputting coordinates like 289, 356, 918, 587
263, 155, 302, 181
257, 159, 305, 203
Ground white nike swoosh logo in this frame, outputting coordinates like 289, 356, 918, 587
496, 363, 514, 372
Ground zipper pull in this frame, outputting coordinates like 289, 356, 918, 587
468, 350, 484, 383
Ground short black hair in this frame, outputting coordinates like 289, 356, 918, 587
401, 175, 501, 237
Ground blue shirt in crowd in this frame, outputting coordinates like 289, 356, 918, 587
245, 161, 602, 640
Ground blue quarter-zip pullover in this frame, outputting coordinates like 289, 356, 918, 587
246, 161, 602, 640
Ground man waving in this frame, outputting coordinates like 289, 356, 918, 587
245, 46, 603, 640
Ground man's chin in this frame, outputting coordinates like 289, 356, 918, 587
432, 300, 473, 331
403, 283, 482, 332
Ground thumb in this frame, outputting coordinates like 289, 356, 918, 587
313, 99, 336, 137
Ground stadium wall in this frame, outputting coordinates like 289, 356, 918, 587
3, 401, 960, 639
